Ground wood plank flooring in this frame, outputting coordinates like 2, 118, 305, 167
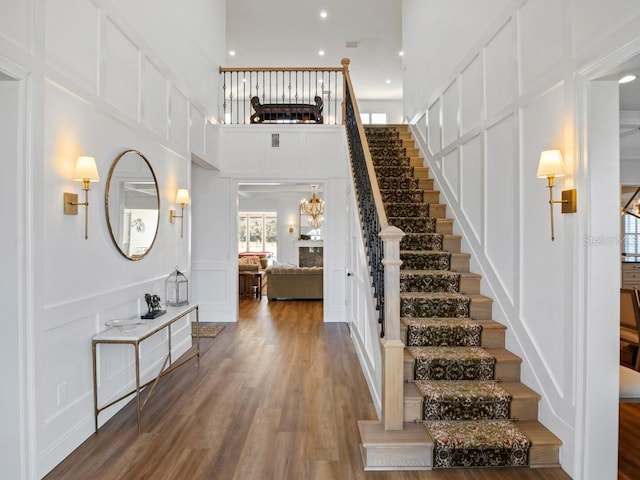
619, 402, 640, 480
45, 298, 574, 479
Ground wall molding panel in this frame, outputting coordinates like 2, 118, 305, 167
408, 2, 578, 469
406, 1, 640, 477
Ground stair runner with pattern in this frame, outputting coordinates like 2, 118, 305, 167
358, 125, 561, 470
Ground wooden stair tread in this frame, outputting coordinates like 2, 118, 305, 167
403, 381, 539, 402
358, 420, 431, 447
518, 420, 562, 446
501, 382, 542, 401
401, 317, 505, 331
403, 380, 542, 422
404, 347, 520, 362
399, 270, 480, 279
517, 420, 563, 468
400, 318, 506, 349
484, 347, 522, 364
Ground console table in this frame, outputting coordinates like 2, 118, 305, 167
92, 303, 199, 434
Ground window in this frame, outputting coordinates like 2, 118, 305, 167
238, 212, 277, 258
371, 113, 387, 124
359, 113, 387, 124
624, 214, 640, 260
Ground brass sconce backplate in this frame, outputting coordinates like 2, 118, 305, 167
63, 192, 79, 215
561, 189, 577, 214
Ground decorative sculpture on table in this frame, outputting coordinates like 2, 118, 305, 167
141, 293, 166, 319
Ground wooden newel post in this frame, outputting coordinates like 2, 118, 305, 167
380, 225, 405, 430
341, 58, 350, 125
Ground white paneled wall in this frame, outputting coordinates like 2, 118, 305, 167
485, 116, 516, 303
404, 0, 640, 477
460, 55, 482, 136
484, 19, 515, 119
142, 58, 168, 137
45, 0, 98, 93
102, 19, 140, 119
207, 125, 349, 323
0, 0, 224, 477
345, 184, 382, 415
460, 134, 483, 244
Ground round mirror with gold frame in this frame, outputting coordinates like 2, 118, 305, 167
105, 150, 160, 261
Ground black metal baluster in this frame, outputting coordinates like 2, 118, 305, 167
222, 72, 227, 123
344, 84, 385, 336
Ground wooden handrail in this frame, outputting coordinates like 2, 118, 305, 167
219, 61, 348, 124
220, 66, 345, 73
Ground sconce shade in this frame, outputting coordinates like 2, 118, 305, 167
73, 156, 100, 182
536, 150, 565, 178
175, 188, 191, 205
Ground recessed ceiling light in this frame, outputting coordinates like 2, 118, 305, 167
399, 51, 404, 56
619, 74, 637, 84
229, 50, 236, 56
318, 50, 325, 56
386, 79, 391, 84
320, 11, 327, 18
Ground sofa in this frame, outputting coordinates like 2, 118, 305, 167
265, 266, 323, 300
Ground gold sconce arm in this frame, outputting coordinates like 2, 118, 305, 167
169, 189, 190, 238
169, 204, 186, 238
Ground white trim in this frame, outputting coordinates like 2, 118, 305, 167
0, 56, 34, 480
571, 39, 640, 480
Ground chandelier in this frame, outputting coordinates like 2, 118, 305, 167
300, 184, 324, 228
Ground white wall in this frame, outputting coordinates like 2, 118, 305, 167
0, 0, 225, 477
401, 0, 512, 122
195, 125, 349, 323
345, 183, 383, 417
0, 77, 25, 480
403, 0, 640, 477
357, 99, 404, 124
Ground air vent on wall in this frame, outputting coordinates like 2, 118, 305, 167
345, 41, 359, 48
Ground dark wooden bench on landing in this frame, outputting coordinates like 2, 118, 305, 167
250, 95, 323, 124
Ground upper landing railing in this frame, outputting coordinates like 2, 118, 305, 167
219, 60, 348, 125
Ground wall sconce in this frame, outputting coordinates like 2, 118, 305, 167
536, 150, 577, 241
288, 223, 295, 237
63, 156, 100, 240
169, 188, 190, 238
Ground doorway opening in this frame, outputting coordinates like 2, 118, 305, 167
0, 71, 28, 479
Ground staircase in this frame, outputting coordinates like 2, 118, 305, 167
357, 125, 562, 471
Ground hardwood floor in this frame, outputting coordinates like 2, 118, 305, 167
619, 402, 640, 480
45, 298, 573, 480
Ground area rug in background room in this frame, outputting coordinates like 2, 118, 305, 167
191, 323, 224, 338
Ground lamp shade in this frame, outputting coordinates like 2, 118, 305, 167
73, 156, 100, 182
175, 188, 191, 205
536, 150, 565, 178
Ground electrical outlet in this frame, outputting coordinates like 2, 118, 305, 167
57, 382, 67, 407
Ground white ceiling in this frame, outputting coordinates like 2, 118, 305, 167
596, 54, 640, 162
225, 0, 403, 100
